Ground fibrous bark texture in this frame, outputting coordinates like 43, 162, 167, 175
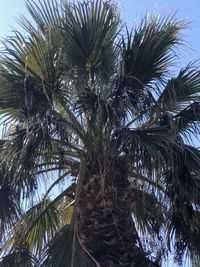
78, 174, 159, 267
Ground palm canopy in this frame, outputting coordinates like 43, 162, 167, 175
0, 0, 200, 266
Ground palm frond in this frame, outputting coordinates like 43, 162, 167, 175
132, 187, 164, 236
62, 0, 119, 82
41, 225, 97, 267
0, 199, 60, 256
158, 64, 200, 113
25, 199, 61, 256
114, 125, 177, 167
0, 177, 21, 237
174, 102, 200, 136
0, 248, 38, 267
117, 15, 186, 109
26, 0, 64, 34
167, 207, 200, 263
160, 144, 200, 262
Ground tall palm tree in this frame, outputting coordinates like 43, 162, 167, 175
1, 0, 200, 266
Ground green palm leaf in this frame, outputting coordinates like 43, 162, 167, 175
118, 15, 186, 108
0, 249, 38, 267
62, 0, 119, 82
158, 64, 200, 113
41, 225, 97, 267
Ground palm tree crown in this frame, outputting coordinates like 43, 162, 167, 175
0, 0, 200, 266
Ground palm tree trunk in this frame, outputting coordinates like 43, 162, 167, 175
78, 173, 159, 267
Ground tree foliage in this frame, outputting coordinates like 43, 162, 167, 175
0, 0, 200, 266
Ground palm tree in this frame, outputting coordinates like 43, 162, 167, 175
1, 0, 200, 266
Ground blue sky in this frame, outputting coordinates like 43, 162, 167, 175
0, 0, 200, 63
1, 0, 200, 63
121, 0, 200, 65
0, 0, 200, 266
